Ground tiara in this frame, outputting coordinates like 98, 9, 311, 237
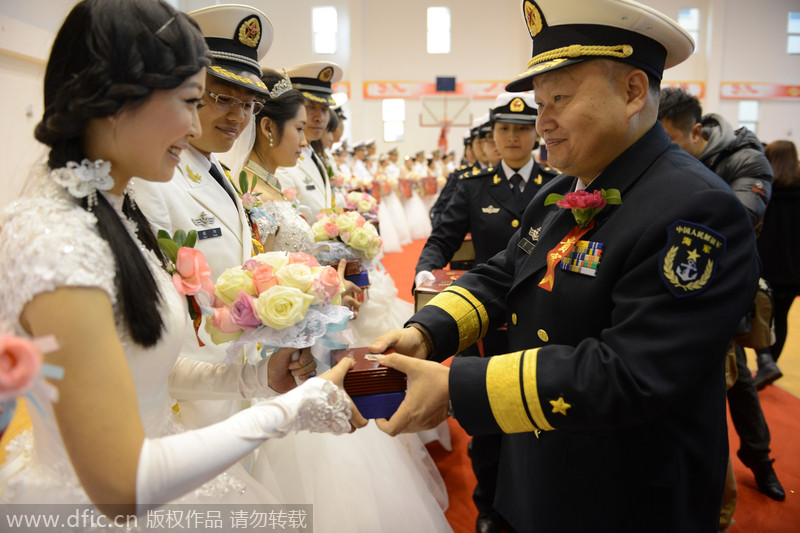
269, 69, 293, 99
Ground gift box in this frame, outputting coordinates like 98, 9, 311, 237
330, 347, 407, 419
414, 269, 467, 312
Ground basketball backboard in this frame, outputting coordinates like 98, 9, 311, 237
419, 95, 472, 127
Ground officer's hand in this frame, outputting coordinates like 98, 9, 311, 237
369, 327, 429, 359
414, 270, 436, 288
374, 353, 450, 436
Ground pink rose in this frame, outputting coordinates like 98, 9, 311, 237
0, 334, 43, 402
288, 252, 320, 268
230, 291, 262, 329
557, 190, 606, 210
324, 222, 340, 239
345, 201, 356, 210
355, 215, 366, 228
312, 266, 343, 304
211, 305, 243, 334
241, 192, 257, 210
283, 188, 297, 202
242, 259, 260, 272
252, 264, 278, 295
333, 175, 345, 187
173, 247, 214, 297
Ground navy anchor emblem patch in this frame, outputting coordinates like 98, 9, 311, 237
660, 220, 726, 298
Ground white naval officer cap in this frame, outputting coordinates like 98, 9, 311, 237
189, 4, 273, 97
507, 0, 694, 92
285, 61, 344, 106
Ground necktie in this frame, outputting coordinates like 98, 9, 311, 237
510, 173, 525, 212
311, 151, 328, 185
208, 164, 236, 204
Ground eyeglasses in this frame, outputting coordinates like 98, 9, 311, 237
204, 90, 264, 115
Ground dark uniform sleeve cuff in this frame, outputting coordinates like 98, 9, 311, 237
449, 356, 502, 436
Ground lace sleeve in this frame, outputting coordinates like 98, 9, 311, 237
264, 378, 352, 436
0, 189, 117, 331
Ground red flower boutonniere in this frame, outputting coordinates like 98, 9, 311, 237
544, 189, 622, 228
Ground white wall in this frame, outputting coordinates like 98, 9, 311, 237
2, 0, 799, 211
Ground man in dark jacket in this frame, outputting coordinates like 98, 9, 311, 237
658, 87, 784, 502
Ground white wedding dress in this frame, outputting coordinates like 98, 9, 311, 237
0, 175, 345, 526
249, 186, 452, 533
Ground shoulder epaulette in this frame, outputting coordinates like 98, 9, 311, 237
463, 166, 496, 180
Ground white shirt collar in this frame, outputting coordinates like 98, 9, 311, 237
501, 157, 535, 183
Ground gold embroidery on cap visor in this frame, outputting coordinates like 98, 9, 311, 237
209, 65, 268, 91
238, 17, 261, 48
428, 285, 489, 353
510, 98, 525, 112
527, 44, 633, 70
524, 1, 543, 37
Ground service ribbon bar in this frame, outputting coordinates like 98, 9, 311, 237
559, 239, 604, 277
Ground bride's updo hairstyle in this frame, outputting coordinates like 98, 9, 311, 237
35, 0, 210, 347
255, 70, 306, 147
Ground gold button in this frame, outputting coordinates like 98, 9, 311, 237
511, 313, 518, 325
538, 329, 549, 342
511, 219, 520, 228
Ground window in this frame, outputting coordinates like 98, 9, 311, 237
677, 8, 700, 53
788, 12, 800, 54
737, 101, 759, 134
382, 99, 405, 142
427, 7, 450, 54
312, 7, 337, 54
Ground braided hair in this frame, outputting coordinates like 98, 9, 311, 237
34, 0, 210, 347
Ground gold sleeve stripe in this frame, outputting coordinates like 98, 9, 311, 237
445, 285, 490, 340
520, 348, 554, 431
486, 351, 540, 434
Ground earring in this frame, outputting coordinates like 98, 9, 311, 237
268, 131, 274, 148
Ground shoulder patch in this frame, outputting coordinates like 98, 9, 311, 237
659, 220, 726, 298
464, 167, 496, 180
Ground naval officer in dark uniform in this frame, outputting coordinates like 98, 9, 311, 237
371, 1, 760, 532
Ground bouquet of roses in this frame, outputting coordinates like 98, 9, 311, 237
343, 191, 378, 216
204, 251, 354, 362
310, 210, 382, 261
0, 320, 64, 435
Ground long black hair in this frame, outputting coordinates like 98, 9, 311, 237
34, 0, 210, 347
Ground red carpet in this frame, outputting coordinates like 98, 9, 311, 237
382, 239, 800, 533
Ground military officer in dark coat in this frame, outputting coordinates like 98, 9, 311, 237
371, 1, 760, 532
416, 93, 556, 285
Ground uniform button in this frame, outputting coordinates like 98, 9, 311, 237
511, 313, 518, 325
511, 219, 520, 228
537, 329, 549, 342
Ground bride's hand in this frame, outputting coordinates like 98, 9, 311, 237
318, 357, 368, 430
337, 259, 362, 318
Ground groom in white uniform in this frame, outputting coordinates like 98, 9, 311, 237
133, 5, 305, 430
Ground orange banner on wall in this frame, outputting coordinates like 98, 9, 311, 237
332, 81, 350, 98
363, 81, 509, 99
720, 83, 800, 100
661, 81, 706, 99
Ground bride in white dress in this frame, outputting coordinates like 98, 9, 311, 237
233, 70, 452, 533
0, 1, 359, 523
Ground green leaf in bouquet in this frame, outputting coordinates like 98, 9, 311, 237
238, 170, 249, 196
158, 238, 179, 264
251, 173, 258, 194
184, 230, 198, 249
172, 229, 187, 248
157, 229, 171, 241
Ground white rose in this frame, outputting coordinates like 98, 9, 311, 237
276, 263, 314, 292
215, 268, 255, 307
251, 252, 288, 271
253, 285, 315, 330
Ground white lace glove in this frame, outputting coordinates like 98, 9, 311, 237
415, 270, 436, 288
168, 357, 278, 401
136, 378, 350, 512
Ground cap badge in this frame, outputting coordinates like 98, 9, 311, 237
238, 16, 261, 48
524, 1, 543, 37
318, 66, 334, 82
510, 97, 525, 112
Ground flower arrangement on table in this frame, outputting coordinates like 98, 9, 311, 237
0, 321, 64, 435
204, 251, 354, 364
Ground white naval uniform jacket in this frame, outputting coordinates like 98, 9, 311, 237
132, 146, 252, 429
276, 145, 332, 222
